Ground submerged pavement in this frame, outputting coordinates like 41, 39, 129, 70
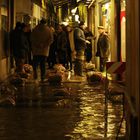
0, 70, 125, 140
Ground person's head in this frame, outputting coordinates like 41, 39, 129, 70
15, 22, 22, 30
40, 18, 47, 25
57, 25, 63, 33
98, 26, 105, 34
50, 26, 55, 33
79, 21, 85, 29
21, 23, 28, 32
66, 25, 72, 32
26, 24, 31, 32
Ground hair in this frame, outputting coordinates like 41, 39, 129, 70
40, 18, 47, 24
21, 23, 26, 29
79, 21, 85, 26
15, 22, 22, 29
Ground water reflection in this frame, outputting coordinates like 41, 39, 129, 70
0, 83, 125, 140
66, 84, 105, 139
64, 84, 125, 140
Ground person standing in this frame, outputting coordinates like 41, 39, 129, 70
64, 25, 74, 71
31, 18, 53, 82
84, 27, 96, 63
73, 21, 90, 76
24, 24, 32, 65
96, 26, 110, 72
47, 26, 57, 69
11, 22, 29, 73
56, 25, 67, 68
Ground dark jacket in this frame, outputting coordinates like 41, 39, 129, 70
96, 32, 110, 58
74, 27, 86, 51
11, 28, 29, 58
31, 24, 53, 56
57, 31, 67, 52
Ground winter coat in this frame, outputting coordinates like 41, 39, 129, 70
96, 32, 110, 58
69, 30, 76, 60
74, 27, 86, 51
57, 31, 67, 52
31, 24, 53, 57
11, 28, 29, 58
69, 30, 75, 52
56, 31, 67, 63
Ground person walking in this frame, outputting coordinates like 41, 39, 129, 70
73, 21, 90, 76
31, 18, 53, 82
96, 26, 110, 72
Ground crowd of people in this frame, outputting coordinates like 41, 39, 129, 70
10, 18, 110, 82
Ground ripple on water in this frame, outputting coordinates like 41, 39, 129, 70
0, 83, 125, 140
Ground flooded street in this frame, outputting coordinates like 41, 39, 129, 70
0, 80, 125, 140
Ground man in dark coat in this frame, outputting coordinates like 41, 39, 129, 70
96, 26, 110, 72
84, 27, 95, 63
74, 21, 90, 76
56, 25, 67, 67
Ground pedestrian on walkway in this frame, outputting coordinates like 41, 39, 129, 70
73, 21, 90, 76
56, 25, 67, 68
64, 25, 74, 71
47, 26, 57, 69
96, 26, 110, 72
84, 27, 96, 63
31, 18, 53, 82
24, 23, 32, 65
10, 22, 29, 73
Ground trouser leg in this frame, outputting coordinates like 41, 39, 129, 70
40, 56, 47, 80
15, 57, 25, 73
33, 56, 39, 79
100, 57, 106, 72
74, 59, 83, 76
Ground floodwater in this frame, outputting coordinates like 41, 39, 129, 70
0, 82, 125, 140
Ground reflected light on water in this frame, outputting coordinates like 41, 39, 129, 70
65, 84, 125, 139
67, 89, 105, 139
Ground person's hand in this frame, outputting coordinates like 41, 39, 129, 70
86, 40, 90, 44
